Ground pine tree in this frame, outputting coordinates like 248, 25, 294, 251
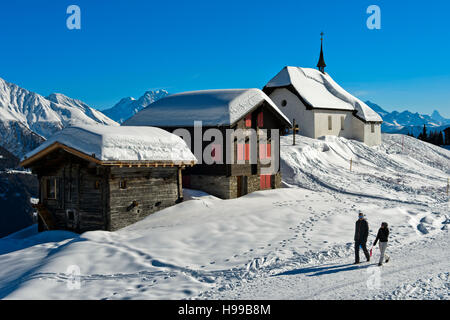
421, 124, 427, 141
438, 131, 444, 145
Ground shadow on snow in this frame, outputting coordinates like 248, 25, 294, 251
273, 262, 377, 277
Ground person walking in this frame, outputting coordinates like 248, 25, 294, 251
373, 222, 390, 266
354, 212, 370, 264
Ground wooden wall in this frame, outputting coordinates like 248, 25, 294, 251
35, 154, 106, 233
107, 166, 181, 231
31, 151, 183, 233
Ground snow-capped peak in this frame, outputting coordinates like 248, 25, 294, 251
102, 89, 170, 124
0, 77, 118, 156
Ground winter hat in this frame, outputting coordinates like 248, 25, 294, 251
382, 222, 388, 228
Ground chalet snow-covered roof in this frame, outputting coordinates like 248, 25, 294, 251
123, 89, 291, 127
21, 125, 197, 165
264, 67, 383, 123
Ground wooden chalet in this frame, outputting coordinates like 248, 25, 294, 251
123, 89, 292, 199
20, 125, 197, 233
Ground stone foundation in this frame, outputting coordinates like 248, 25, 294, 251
189, 172, 282, 199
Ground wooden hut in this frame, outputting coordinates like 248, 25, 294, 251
20, 125, 197, 233
123, 89, 291, 199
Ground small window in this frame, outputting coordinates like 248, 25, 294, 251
341, 116, 345, 131
67, 210, 75, 221
371, 123, 375, 133
245, 114, 252, 127
257, 112, 264, 127
119, 180, 127, 189
46, 178, 57, 199
328, 116, 332, 131
281, 100, 287, 107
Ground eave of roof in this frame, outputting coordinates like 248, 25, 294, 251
19, 142, 196, 168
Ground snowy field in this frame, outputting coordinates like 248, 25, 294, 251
0, 134, 448, 300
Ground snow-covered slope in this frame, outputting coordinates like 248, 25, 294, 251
280, 134, 450, 204
0, 78, 118, 157
0, 134, 448, 299
102, 90, 169, 124
0, 120, 44, 157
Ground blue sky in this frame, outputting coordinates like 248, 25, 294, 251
0, 0, 449, 117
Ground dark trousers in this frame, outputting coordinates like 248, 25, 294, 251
355, 241, 370, 262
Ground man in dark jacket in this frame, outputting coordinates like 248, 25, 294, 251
354, 212, 370, 264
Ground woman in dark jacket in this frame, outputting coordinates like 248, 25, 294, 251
373, 222, 390, 266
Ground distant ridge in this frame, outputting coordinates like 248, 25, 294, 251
0, 77, 118, 157
364, 101, 450, 136
102, 89, 170, 124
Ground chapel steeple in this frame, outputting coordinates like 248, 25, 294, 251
317, 32, 326, 73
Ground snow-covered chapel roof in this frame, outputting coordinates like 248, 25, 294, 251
264, 67, 382, 123
123, 89, 291, 127
21, 125, 197, 166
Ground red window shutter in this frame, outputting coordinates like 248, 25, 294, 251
260, 175, 271, 190
237, 144, 244, 161
245, 144, 250, 161
267, 144, 271, 158
260, 175, 265, 189
245, 114, 252, 127
259, 143, 266, 160
257, 112, 263, 127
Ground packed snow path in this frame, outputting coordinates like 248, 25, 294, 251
0, 134, 448, 299
204, 228, 449, 300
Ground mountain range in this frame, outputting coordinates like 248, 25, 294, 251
1, 76, 449, 158
364, 101, 450, 136
101, 90, 169, 124
0, 77, 118, 157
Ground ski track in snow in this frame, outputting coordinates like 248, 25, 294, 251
0, 134, 449, 300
